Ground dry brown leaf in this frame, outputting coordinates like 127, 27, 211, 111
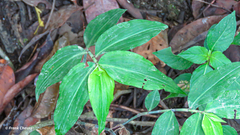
46, 5, 82, 30
133, 30, 168, 66
83, 0, 121, 23
203, 0, 237, 16
0, 59, 15, 100
133, 15, 168, 66
170, 15, 225, 53
234, 2, 240, 16
192, 0, 203, 18
31, 83, 59, 118
10, 105, 40, 135
0, 73, 38, 113
117, 0, 143, 19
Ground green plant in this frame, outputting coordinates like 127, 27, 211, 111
35, 9, 240, 135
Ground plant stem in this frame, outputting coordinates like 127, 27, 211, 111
122, 108, 205, 126
86, 48, 98, 63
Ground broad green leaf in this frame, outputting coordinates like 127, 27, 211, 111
223, 125, 237, 135
152, 111, 179, 135
178, 46, 208, 64
54, 62, 95, 135
190, 63, 213, 88
99, 51, 185, 94
232, 33, 240, 45
180, 113, 204, 135
153, 47, 193, 70
95, 20, 168, 57
204, 24, 216, 50
188, 62, 240, 109
205, 113, 226, 123
88, 66, 115, 134
36, 45, 87, 101
84, 9, 126, 48
165, 73, 191, 99
205, 90, 240, 119
199, 104, 207, 111
210, 51, 231, 69
145, 90, 160, 111
206, 11, 236, 52
202, 114, 223, 135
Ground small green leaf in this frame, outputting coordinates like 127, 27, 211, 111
202, 114, 223, 135
210, 51, 231, 69
95, 20, 168, 57
206, 11, 236, 52
36, 45, 87, 101
180, 113, 204, 135
178, 46, 208, 64
232, 33, 240, 45
88, 66, 115, 134
190, 63, 213, 88
153, 47, 193, 70
205, 113, 226, 123
145, 90, 160, 111
223, 125, 237, 135
152, 111, 179, 135
205, 90, 240, 119
84, 9, 126, 48
188, 62, 240, 109
99, 51, 185, 94
54, 62, 95, 135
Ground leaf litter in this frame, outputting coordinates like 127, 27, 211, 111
1, 0, 240, 134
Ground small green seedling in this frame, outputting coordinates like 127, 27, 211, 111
35, 9, 240, 135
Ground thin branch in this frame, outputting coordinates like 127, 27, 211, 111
111, 104, 158, 118
45, 0, 56, 29
195, 0, 231, 13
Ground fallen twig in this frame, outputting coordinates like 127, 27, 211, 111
45, 0, 56, 29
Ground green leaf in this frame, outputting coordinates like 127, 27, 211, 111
206, 11, 236, 52
145, 90, 160, 111
164, 73, 191, 99
84, 9, 126, 48
35, 45, 87, 101
205, 113, 226, 123
152, 111, 179, 135
88, 66, 115, 134
202, 114, 223, 135
178, 46, 208, 64
99, 51, 185, 94
204, 24, 217, 50
153, 47, 193, 70
54, 62, 95, 135
210, 51, 231, 69
223, 125, 237, 135
180, 113, 204, 135
190, 63, 213, 88
188, 62, 240, 109
95, 20, 168, 57
205, 90, 240, 119
232, 33, 240, 45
